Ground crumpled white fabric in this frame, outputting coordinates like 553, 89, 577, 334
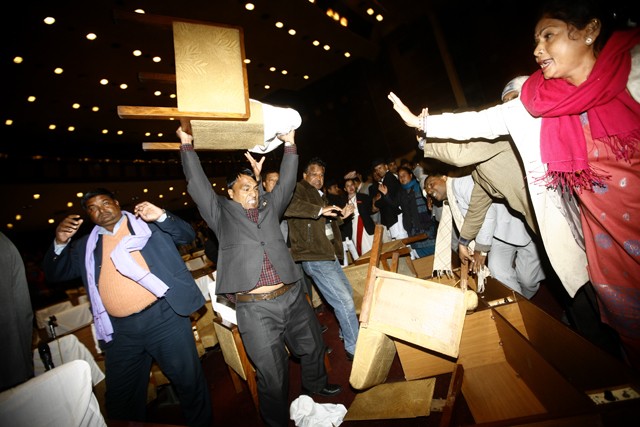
289, 394, 347, 427
250, 102, 302, 153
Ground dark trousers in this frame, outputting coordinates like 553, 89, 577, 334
104, 298, 212, 426
236, 283, 327, 427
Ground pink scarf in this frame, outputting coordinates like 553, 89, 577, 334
520, 28, 640, 191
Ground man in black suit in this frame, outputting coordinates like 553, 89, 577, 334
341, 177, 376, 256
370, 158, 408, 240
178, 127, 340, 427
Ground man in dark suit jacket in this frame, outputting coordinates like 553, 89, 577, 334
341, 177, 376, 256
178, 127, 340, 427
370, 158, 408, 240
43, 189, 211, 426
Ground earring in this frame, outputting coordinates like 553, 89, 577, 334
586, 37, 593, 45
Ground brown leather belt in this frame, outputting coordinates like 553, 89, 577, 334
235, 284, 294, 303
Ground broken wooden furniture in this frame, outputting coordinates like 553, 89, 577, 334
348, 225, 640, 424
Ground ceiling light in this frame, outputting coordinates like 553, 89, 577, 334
6, 119, 13, 125
76, 192, 83, 198
376, 14, 383, 22
244, 58, 251, 64
67, 202, 73, 208
72, 103, 80, 109
101, 129, 108, 134
33, 194, 41, 200
86, 33, 97, 41
54, 68, 63, 74
340, 17, 348, 26
159, 194, 164, 199
169, 187, 174, 191
15, 214, 22, 220
158, 133, 163, 137
68, 126, 75, 132
92, 106, 99, 112
133, 50, 142, 56
281, 70, 288, 75
366, 8, 374, 15
117, 130, 123, 135
312, 40, 320, 46
344, 52, 351, 58
288, 29, 296, 36
100, 79, 109, 85
27, 96, 36, 102
170, 93, 176, 98
120, 83, 128, 89
6, 224, 14, 229
48, 219, 55, 224
264, 85, 270, 89
245, 3, 255, 11
13, 57, 23, 64
44, 17, 55, 25
145, 132, 151, 136
323, 45, 330, 51
269, 66, 276, 72
48, 124, 56, 130
275, 22, 283, 28
143, 189, 148, 193
154, 91, 162, 96
152, 56, 161, 63
134, 9, 145, 14
303, 75, 309, 80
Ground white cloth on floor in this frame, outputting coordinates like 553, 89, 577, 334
0, 359, 106, 427
290, 394, 347, 427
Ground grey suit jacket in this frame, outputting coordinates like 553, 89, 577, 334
181, 147, 301, 295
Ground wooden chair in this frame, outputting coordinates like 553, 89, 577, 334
212, 317, 259, 411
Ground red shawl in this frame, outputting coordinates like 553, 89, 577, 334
520, 28, 640, 191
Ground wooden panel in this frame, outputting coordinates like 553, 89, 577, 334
505, 297, 640, 391
365, 269, 467, 358
189, 100, 264, 151
173, 21, 249, 116
394, 302, 505, 380
457, 309, 507, 370
462, 362, 546, 422
142, 142, 180, 151
493, 308, 592, 417
395, 339, 455, 380
117, 105, 250, 120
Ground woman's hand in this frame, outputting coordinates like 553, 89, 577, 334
388, 92, 420, 128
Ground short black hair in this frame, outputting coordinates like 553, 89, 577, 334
81, 188, 115, 210
226, 167, 255, 189
370, 158, 385, 170
304, 157, 326, 174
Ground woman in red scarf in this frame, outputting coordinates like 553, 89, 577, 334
520, 0, 640, 369
389, 0, 640, 370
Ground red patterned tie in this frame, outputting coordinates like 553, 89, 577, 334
356, 216, 364, 255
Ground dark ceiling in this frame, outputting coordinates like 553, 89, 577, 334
2, 0, 636, 239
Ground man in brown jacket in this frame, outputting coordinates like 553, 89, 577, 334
285, 157, 359, 361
